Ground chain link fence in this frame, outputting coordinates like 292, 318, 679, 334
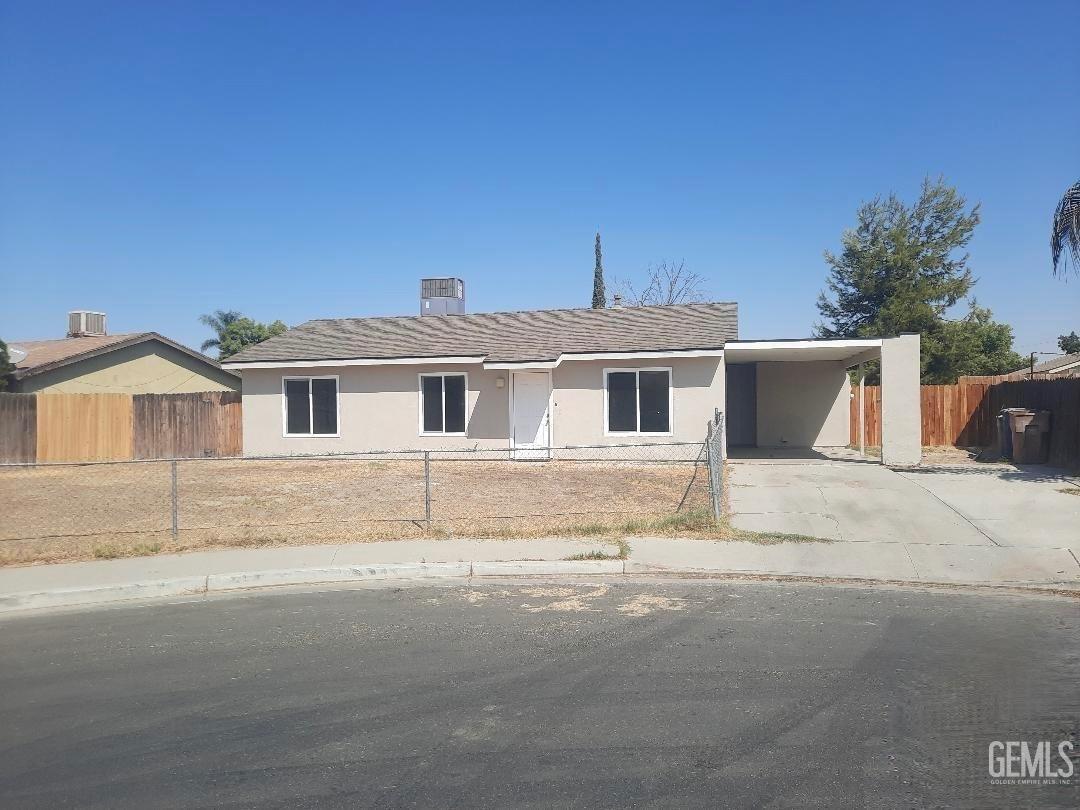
0, 441, 714, 565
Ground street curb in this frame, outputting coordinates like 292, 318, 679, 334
206, 563, 473, 592
471, 560, 624, 576
3, 558, 1077, 615
0, 576, 210, 613
0, 560, 624, 614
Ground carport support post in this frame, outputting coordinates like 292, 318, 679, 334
880, 334, 922, 466
858, 364, 866, 456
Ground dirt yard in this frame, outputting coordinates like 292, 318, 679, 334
0, 458, 711, 565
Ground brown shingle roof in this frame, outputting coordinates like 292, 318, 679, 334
11, 334, 145, 376
226, 302, 739, 365
9, 332, 235, 379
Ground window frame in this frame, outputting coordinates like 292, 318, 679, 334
417, 372, 470, 437
281, 375, 340, 438
602, 367, 673, 437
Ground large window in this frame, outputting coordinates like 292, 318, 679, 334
605, 368, 672, 435
419, 373, 467, 435
283, 376, 339, 436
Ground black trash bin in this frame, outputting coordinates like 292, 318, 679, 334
998, 408, 1030, 460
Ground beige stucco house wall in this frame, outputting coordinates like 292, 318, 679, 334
754, 360, 850, 447
550, 357, 724, 446
239, 355, 725, 456
16, 341, 239, 394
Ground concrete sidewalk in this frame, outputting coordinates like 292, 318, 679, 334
1, 534, 1077, 614
628, 538, 1080, 586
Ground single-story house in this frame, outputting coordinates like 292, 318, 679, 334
1005, 352, 1080, 380
223, 283, 921, 465
7, 311, 239, 394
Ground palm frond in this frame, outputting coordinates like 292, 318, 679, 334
1052, 181, 1080, 277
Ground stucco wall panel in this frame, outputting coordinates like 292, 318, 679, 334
240, 356, 726, 456
755, 360, 850, 448
551, 357, 724, 447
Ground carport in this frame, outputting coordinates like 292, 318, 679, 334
723, 334, 921, 466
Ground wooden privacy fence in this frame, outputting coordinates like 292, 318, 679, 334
37, 393, 133, 462
133, 393, 243, 460
851, 379, 1080, 467
0, 391, 242, 463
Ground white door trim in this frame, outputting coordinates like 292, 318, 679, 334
509, 370, 553, 460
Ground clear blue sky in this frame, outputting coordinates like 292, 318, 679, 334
2, 1, 1078, 357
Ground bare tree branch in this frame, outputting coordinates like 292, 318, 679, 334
611, 260, 708, 306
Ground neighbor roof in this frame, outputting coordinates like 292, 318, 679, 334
1006, 352, 1080, 378
224, 302, 739, 365
9, 332, 235, 380
1022, 351, 1080, 375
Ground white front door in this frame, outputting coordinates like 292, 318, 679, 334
512, 372, 551, 460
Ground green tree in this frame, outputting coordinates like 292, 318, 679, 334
1051, 181, 1079, 277
817, 177, 978, 342
0, 339, 14, 391
592, 232, 606, 308
816, 177, 1023, 382
217, 318, 288, 359
922, 303, 1027, 383
199, 309, 243, 354
1058, 331, 1080, 355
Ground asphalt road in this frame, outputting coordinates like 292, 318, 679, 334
1, 579, 1077, 809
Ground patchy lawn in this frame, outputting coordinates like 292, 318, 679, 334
0, 458, 715, 565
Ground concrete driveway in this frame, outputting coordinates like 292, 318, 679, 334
728, 455, 1080, 582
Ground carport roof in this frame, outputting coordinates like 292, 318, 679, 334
724, 338, 882, 364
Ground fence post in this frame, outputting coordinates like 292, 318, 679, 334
423, 451, 431, 528
170, 459, 179, 540
858, 362, 866, 457
705, 420, 722, 522
718, 410, 727, 461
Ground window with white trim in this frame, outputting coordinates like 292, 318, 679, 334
605, 368, 671, 434
283, 376, 339, 436
419, 373, 467, 434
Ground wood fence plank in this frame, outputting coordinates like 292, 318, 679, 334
35, 393, 133, 462
0, 393, 38, 463
133, 391, 242, 459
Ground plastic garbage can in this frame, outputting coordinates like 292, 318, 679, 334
1017, 411, 1052, 464
998, 408, 1030, 460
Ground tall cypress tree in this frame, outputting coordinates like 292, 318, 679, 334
592, 232, 606, 308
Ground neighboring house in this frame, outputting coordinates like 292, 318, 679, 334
7, 311, 239, 394
224, 280, 922, 465
1005, 353, 1080, 380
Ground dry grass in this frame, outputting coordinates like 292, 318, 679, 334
0, 457, 713, 566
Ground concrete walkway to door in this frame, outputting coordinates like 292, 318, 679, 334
727, 451, 1080, 581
